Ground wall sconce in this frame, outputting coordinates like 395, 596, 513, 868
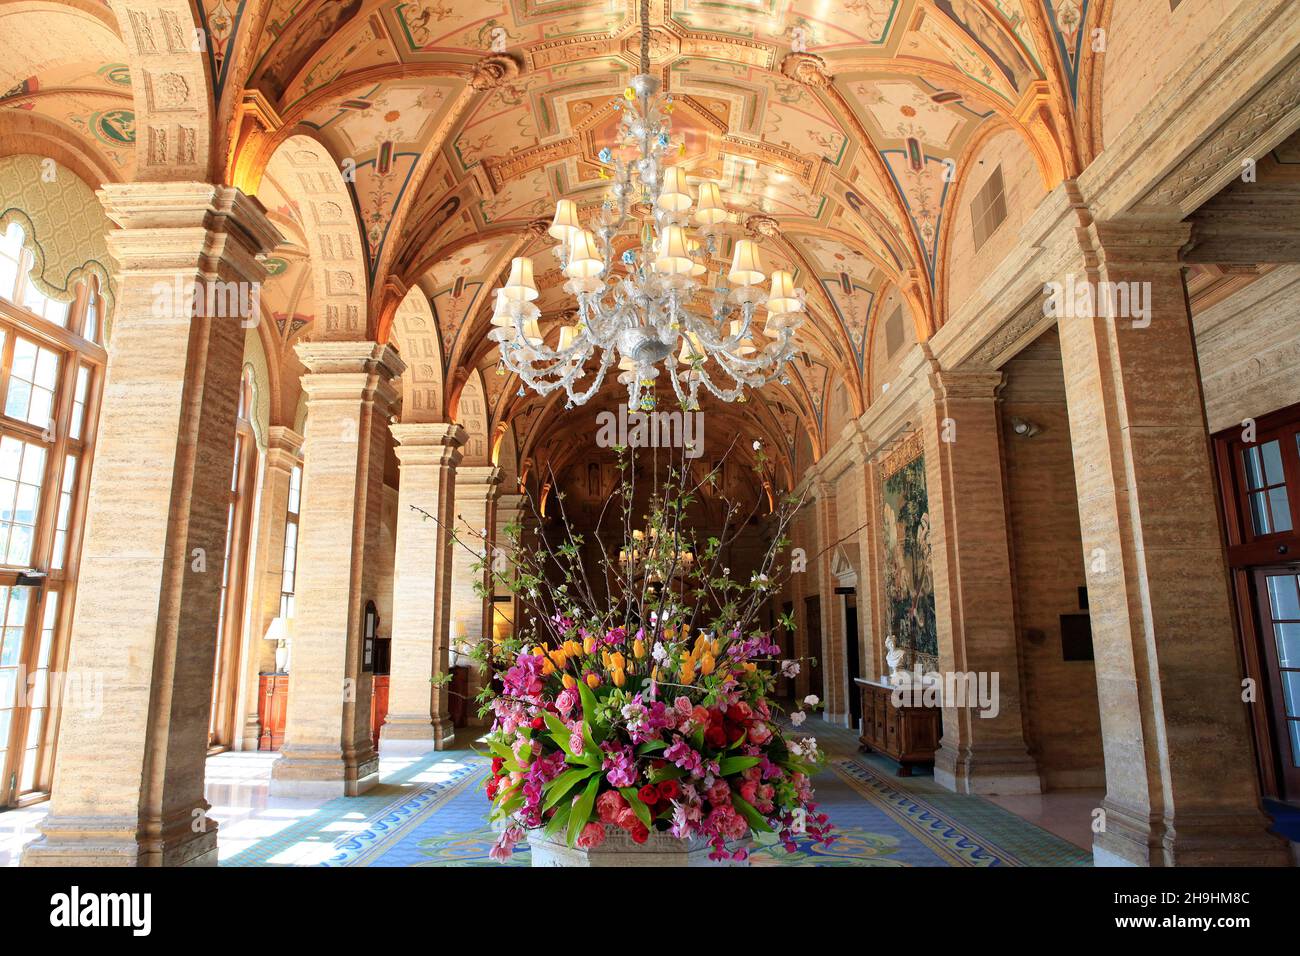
1009, 417, 1040, 438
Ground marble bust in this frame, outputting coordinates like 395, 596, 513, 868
884, 634, 906, 681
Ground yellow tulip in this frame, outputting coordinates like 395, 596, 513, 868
651, 666, 661, 682
700, 652, 715, 676
601, 650, 611, 668
679, 664, 696, 686
711, 638, 721, 656
744, 662, 757, 673
532, 646, 545, 657
583, 636, 596, 655
562, 674, 577, 689
633, 638, 647, 659
541, 658, 555, 676
612, 668, 626, 688
585, 672, 602, 689
610, 651, 626, 671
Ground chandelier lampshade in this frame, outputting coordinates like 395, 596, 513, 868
549, 199, 582, 241
654, 225, 694, 276
767, 270, 801, 315
728, 239, 765, 287
657, 166, 692, 213
490, 6, 803, 411
694, 181, 727, 226
565, 230, 605, 279
503, 257, 539, 302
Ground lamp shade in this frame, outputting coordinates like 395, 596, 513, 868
763, 312, 798, 337
657, 166, 692, 213
548, 199, 581, 241
767, 270, 801, 314
520, 317, 544, 347
693, 181, 727, 225
677, 332, 702, 363
686, 238, 708, 277
557, 324, 578, 351
264, 616, 289, 642
490, 289, 513, 326
654, 225, 694, 276
502, 256, 539, 302
729, 319, 757, 356
564, 230, 604, 279
728, 239, 765, 286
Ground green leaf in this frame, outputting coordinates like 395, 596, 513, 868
619, 787, 652, 828
636, 739, 667, 756
543, 711, 571, 740
718, 755, 761, 776
577, 681, 608, 741
544, 800, 572, 838
730, 792, 772, 833
567, 776, 602, 847
543, 766, 600, 812
648, 764, 686, 784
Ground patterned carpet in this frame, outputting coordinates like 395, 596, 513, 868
222, 723, 1090, 867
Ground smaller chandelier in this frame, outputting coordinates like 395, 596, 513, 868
619, 527, 694, 580
491, 70, 806, 412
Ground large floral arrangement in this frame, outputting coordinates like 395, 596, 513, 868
440, 439, 836, 863
484, 621, 834, 861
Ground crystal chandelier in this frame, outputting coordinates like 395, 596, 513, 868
618, 527, 695, 579
490, 0, 806, 412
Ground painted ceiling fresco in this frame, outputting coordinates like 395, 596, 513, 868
0, 0, 1095, 474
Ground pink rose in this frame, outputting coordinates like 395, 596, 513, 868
674, 696, 693, 716
576, 822, 606, 849
748, 722, 772, 745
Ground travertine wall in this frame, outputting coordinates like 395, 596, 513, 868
1100, 0, 1250, 148
1194, 264, 1300, 432
943, 128, 1048, 318
1001, 331, 1105, 789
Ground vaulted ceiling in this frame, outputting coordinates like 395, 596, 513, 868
0, 0, 1094, 484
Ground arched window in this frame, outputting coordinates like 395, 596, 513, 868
0, 221, 106, 807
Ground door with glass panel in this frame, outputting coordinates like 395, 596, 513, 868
1255, 568, 1300, 798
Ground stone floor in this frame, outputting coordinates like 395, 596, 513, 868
1, 719, 1106, 866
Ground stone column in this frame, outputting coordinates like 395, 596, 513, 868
22, 184, 281, 866
847, 430, 882, 682
922, 368, 1041, 795
812, 479, 850, 724
269, 343, 403, 797
450, 465, 502, 726
238, 425, 303, 750
380, 423, 465, 752
493, 492, 526, 642
1058, 219, 1289, 865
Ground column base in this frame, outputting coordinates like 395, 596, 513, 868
21, 810, 218, 867
934, 743, 1042, 795
380, 711, 456, 751
269, 747, 379, 798
1094, 798, 1293, 866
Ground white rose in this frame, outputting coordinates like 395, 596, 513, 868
804, 695, 819, 707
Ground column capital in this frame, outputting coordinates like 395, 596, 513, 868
98, 182, 283, 276
457, 464, 503, 489
390, 421, 466, 467
266, 424, 304, 457
1084, 218, 1194, 269
927, 368, 1004, 402
296, 341, 406, 410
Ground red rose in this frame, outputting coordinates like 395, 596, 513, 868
630, 824, 650, 844
491, 757, 505, 773
531, 716, 545, 731
638, 784, 659, 805
704, 724, 727, 748
657, 779, 680, 801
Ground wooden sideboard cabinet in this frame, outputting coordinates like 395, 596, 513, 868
370, 674, 390, 750
855, 678, 941, 776
257, 673, 289, 751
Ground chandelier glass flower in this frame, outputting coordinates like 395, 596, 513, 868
490, 2, 806, 411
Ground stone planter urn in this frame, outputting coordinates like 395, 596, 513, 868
527, 825, 750, 867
